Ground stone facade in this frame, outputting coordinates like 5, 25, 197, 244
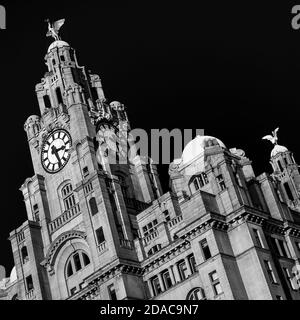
0, 39, 300, 300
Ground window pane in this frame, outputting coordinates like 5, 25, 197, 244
162, 271, 172, 289
214, 283, 223, 295
200, 239, 211, 260
210, 271, 218, 282
67, 261, 73, 277
73, 253, 82, 271
89, 197, 98, 215
82, 253, 90, 266
96, 227, 105, 244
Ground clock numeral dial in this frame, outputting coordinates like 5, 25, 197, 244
41, 129, 72, 173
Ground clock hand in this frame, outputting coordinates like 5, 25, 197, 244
51, 146, 62, 167
56, 145, 66, 152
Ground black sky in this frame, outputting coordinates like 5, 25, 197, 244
0, 0, 299, 273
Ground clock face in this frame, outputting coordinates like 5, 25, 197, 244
41, 129, 72, 173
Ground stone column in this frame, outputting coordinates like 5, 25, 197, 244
168, 267, 176, 285
157, 273, 165, 292
185, 257, 192, 276
147, 280, 154, 297
172, 264, 181, 283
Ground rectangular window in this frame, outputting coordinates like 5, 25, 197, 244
33, 204, 40, 222
216, 174, 226, 191
188, 254, 197, 274
108, 284, 117, 300
283, 268, 297, 290
202, 172, 209, 184
283, 182, 294, 201
200, 238, 212, 260
253, 229, 264, 248
264, 260, 277, 284
96, 227, 105, 244
82, 166, 89, 178
268, 236, 280, 255
209, 271, 223, 295
276, 239, 290, 258
163, 210, 170, 221
162, 270, 172, 289
26, 275, 34, 292
151, 276, 163, 296
296, 242, 300, 253
276, 295, 283, 300
89, 197, 98, 216
178, 260, 189, 280
142, 219, 158, 237
70, 287, 77, 295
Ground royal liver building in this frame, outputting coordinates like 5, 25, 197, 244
0, 24, 300, 300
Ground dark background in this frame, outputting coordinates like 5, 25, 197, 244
0, 0, 299, 273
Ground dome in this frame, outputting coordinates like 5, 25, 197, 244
182, 135, 226, 165
9, 266, 17, 283
47, 40, 70, 53
271, 144, 288, 157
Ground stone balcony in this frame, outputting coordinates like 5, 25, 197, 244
25, 289, 35, 300
120, 238, 134, 250
48, 203, 81, 234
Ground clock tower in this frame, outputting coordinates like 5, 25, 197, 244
9, 36, 162, 300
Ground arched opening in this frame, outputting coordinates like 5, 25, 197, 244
61, 183, 76, 211
43, 95, 51, 109
186, 287, 206, 300
65, 250, 92, 296
21, 246, 29, 264
56, 87, 63, 104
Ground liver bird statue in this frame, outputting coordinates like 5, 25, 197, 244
262, 127, 279, 145
45, 18, 65, 41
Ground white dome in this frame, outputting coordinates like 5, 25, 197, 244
182, 135, 226, 165
9, 266, 17, 283
271, 144, 288, 157
47, 40, 70, 53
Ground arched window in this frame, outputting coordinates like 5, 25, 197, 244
89, 197, 98, 216
186, 287, 206, 300
43, 95, 51, 109
56, 87, 63, 104
11, 294, 18, 300
61, 183, 76, 211
66, 251, 90, 279
65, 250, 92, 296
21, 246, 29, 264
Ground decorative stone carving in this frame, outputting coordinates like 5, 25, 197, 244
24, 115, 42, 140
41, 230, 87, 274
